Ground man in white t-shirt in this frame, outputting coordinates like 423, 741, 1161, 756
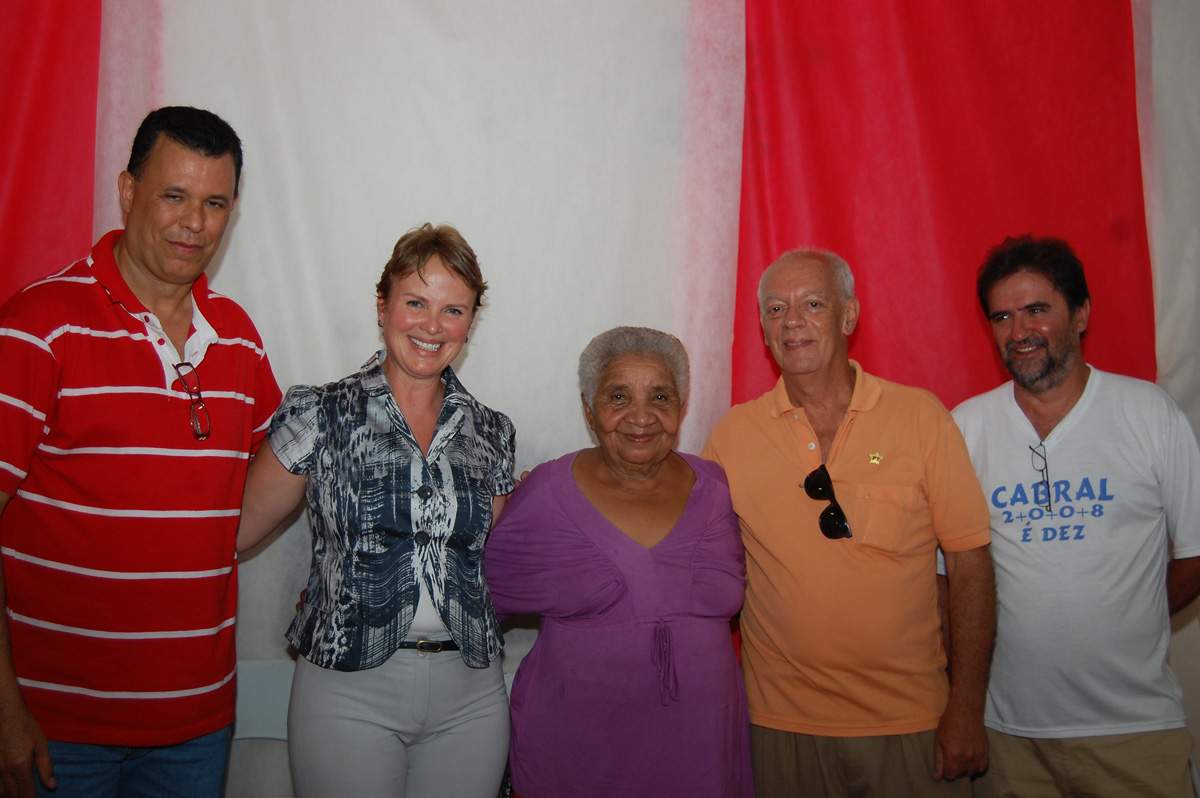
952, 234, 1200, 797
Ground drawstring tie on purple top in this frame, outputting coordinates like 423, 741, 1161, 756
652, 620, 679, 706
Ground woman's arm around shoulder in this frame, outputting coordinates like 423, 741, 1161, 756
237, 442, 307, 553
237, 383, 323, 553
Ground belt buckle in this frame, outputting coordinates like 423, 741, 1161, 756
414, 639, 443, 653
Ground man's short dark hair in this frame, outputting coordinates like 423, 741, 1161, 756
976, 234, 1090, 316
126, 106, 244, 196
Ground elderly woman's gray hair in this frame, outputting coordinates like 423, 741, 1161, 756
578, 327, 690, 409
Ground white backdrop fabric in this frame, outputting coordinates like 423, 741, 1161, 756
89, 0, 1199, 766
1134, 0, 1200, 759
93, 0, 744, 673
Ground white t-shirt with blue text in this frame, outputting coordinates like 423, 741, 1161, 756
953, 367, 1200, 738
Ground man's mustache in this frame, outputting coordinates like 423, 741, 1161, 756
1005, 335, 1048, 356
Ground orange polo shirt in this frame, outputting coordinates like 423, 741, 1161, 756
702, 362, 990, 736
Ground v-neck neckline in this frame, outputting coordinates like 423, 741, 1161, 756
555, 450, 700, 551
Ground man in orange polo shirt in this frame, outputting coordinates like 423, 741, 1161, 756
703, 249, 995, 797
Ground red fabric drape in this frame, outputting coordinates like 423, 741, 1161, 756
1, 0, 102, 304
734, 2, 1155, 407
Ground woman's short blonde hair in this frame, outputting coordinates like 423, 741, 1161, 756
376, 223, 487, 309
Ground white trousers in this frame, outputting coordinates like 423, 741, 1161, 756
287, 648, 510, 798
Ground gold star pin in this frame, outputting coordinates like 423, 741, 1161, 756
868, 452, 883, 465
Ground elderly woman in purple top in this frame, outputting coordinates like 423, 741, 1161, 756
485, 326, 753, 797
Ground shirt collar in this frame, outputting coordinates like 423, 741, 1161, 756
767, 359, 882, 418
360, 350, 469, 406
89, 229, 222, 329
440, 366, 470, 406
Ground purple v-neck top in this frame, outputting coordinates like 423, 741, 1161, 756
485, 450, 753, 797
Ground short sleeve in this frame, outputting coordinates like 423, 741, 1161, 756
267, 384, 319, 475
0, 295, 58, 495
1158, 395, 1200, 558
490, 412, 517, 496
248, 352, 283, 454
927, 410, 992, 553
688, 458, 747, 616
485, 458, 626, 619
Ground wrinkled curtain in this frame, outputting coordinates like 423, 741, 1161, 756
0, 0, 101, 304
734, 2, 1154, 406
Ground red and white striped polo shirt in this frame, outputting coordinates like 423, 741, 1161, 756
0, 230, 282, 746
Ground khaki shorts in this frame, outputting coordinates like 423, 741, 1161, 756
972, 727, 1195, 798
750, 725, 972, 798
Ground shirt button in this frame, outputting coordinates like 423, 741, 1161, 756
415, 531, 430, 545
416, 485, 433, 500
157, 339, 165, 345
793, 412, 800, 420
808, 443, 816, 450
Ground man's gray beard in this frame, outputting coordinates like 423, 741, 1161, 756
1004, 341, 1075, 394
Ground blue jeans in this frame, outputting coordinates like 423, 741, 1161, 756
35, 726, 231, 798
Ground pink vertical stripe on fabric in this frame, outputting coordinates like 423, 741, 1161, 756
1, 0, 102, 304
93, 0, 164, 237
734, 2, 1154, 407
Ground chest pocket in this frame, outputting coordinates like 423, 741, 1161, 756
852, 483, 923, 555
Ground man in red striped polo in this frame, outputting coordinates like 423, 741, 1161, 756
0, 106, 282, 798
